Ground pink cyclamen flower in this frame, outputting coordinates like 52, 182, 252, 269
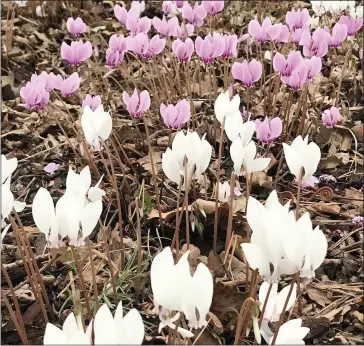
269, 23, 290, 43
273, 51, 303, 77
174, 22, 194, 40
285, 8, 310, 30
126, 15, 151, 36
123, 89, 150, 117
248, 17, 273, 42
59, 72, 81, 97
326, 23, 348, 47
301, 175, 319, 188
338, 16, 363, 36
222, 34, 238, 58
109, 34, 128, 53
202, 1, 224, 16
44, 162, 60, 175
352, 216, 364, 226
31, 72, 63, 92
304, 56, 322, 81
172, 38, 194, 62
128, 33, 166, 59
82, 95, 101, 111
105, 48, 124, 68
182, 2, 207, 27
152, 16, 178, 37
291, 27, 310, 44
195, 33, 225, 63
255, 117, 282, 143
20, 82, 49, 110
322, 107, 340, 127
114, 3, 143, 26
162, 1, 176, 15
232, 59, 262, 87
61, 40, 92, 66
174, 0, 186, 8
66, 17, 86, 37
160, 99, 191, 128
280, 64, 307, 90
300, 30, 329, 58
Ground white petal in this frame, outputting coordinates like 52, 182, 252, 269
1, 155, 18, 184
14, 201, 26, 212
241, 243, 271, 279
247, 196, 267, 234
308, 228, 327, 270
2, 184, 14, 223
245, 158, 271, 174
230, 138, 244, 174
56, 194, 81, 243
80, 166, 92, 193
62, 312, 79, 339
283, 143, 301, 179
118, 309, 145, 344
80, 200, 102, 239
94, 304, 118, 344
302, 142, 321, 182
271, 283, 297, 322
162, 148, 181, 185
43, 323, 68, 345
32, 188, 55, 240
88, 187, 106, 202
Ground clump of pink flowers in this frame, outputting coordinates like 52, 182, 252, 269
232, 59, 262, 87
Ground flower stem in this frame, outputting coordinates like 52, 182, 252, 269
143, 115, 164, 231
270, 274, 298, 345
213, 117, 226, 253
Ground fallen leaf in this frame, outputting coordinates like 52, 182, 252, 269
311, 202, 341, 215
306, 284, 332, 307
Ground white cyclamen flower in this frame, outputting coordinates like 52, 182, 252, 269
230, 140, 271, 175
162, 130, 212, 187
151, 247, 213, 336
44, 312, 91, 344
259, 282, 297, 343
283, 135, 321, 184
283, 212, 327, 280
241, 190, 298, 282
81, 105, 112, 151
1, 154, 17, 184
66, 166, 105, 204
218, 181, 231, 202
270, 318, 309, 344
214, 90, 243, 142
94, 302, 145, 344
32, 187, 102, 248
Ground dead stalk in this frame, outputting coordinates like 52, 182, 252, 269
1, 264, 28, 344
270, 274, 298, 345
87, 243, 100, 311
99, 220, 119, 305
184, 159, 191, 249
234, 297, 257, 345
213, 117, 226, 253
102, 140, 125, 269
135, 197, 143, 274
225, 172, 236, 252
9, 214, 50, 323
2, 290, 28, 344
143, 115, 164, 230
71, 246, 92, 321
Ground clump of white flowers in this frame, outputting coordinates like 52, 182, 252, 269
32, 166, 105, 248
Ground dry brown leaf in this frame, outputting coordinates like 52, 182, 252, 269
311, 202, 341, 215
344, 188, 363, 208
251, 170, 272, 188
351, 122, 364, 138
319, 153, 350, 169
306, 284, 332, 307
